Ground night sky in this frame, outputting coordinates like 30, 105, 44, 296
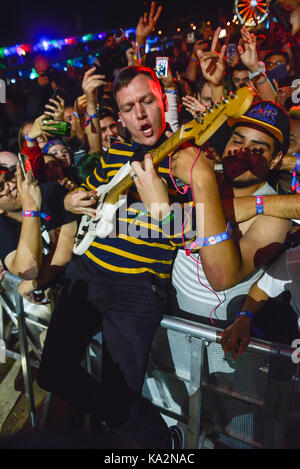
0, 0, 234, 46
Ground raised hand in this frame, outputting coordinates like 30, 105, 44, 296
136, 1, 162, 45
44, 96, 65, 121
181, 95, 206, 118
238, 26, 260, 74
16, 164, 42, 211
197, 27, 226, 87
82, 67, 106, 104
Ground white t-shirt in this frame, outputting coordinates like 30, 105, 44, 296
258, 245, 300, 324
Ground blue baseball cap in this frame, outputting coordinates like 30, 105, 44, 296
228, 101, 291, 154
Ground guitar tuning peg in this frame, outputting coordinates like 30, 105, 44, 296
229, 92, 237, 99
221, 96, 228, 104
214, 102, 220, 108
207, 106, 213, 113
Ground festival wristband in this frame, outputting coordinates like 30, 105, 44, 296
22, 210, 51, 221
188, 221, 232, 249
291, 153, 300, 193
83, 111, 98, 128
135, 44, 146, 64
24, 134, 36, 143
165, 89, 178, 94
255, 73, 268, 85
255, 195, 264, 215
236, 311, 254, 320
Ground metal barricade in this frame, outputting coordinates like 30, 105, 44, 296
143, 315, 300, 449
0, 272, 49, 428
1, 272, 298, 448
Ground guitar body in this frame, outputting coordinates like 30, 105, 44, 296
73, 87, 254, 255
73, 162, 131, 255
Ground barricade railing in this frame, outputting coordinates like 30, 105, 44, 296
144, 315, 299, 449
0, 273, 298, 447
0, 271, 48, 428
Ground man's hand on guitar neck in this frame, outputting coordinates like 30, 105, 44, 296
64, 190, 98, 217
130, 154, 171, 220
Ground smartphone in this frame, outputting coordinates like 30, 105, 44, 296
269, 0, 292, 32
51, 87, 62, 101
226, 43, 237, 62
42, 119, 71, 137
156, 57, 169, 78
93, 62, 106, 101
18, 153, 27, 178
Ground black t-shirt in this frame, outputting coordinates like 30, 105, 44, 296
0, 182, 78, 267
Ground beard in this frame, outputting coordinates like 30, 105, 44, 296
222, 147, 269, 188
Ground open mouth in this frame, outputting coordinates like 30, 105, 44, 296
140, 124, 153, 138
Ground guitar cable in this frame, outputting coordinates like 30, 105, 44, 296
169, 148, 223, 325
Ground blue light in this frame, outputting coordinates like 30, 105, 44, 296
251, 0, 257, 6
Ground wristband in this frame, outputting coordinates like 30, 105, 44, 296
24, 134, 36, 143
236, 311, 254, 320
83, 111, 98, 128
135, 43, 146, 64
191, 54, 198, 62
255, 195, 264, 215
255, 73, 268, 85
291, 153, 300, 193
22, 210, 51, 221
73, 111, 83, 118
248, 62, 265, 80
188, 221, 232, 250
165, 89, 178, 94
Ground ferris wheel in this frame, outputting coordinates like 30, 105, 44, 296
234, 0, 269, 26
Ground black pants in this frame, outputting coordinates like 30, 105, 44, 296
37, 256, 171, 449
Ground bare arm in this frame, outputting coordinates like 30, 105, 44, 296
5, 166, 43, 279
134, 2, 162, 65
238, 26, 276, 102
222, 194, 300, 224
82, 67, 105, 155
221, 280, 270, 360
171, 151, 290, 291
18, 220, 77, 303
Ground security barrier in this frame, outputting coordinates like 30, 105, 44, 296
0, 272, 49, 428
143, 315, 300, 449
0, 272, 299, 447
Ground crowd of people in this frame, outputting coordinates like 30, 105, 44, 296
1, 0, 300, 449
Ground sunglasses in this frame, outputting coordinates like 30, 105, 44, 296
0, 165, 17, 193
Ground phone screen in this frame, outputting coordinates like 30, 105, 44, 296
156, 57, 169, 78
18, 153, 27, 178
226, 43, 237, 62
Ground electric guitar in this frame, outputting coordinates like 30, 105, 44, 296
73, 87, 254, 255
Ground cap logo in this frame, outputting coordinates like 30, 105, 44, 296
247, 104, 278, 126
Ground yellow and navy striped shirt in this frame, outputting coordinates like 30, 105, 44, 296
79, 139, 193, 278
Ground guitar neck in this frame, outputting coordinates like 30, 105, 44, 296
105, 126, 190, 205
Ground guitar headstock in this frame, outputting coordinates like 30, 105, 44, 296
181, 87, 254, 147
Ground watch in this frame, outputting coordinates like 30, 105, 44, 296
248, 61, 265, 80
